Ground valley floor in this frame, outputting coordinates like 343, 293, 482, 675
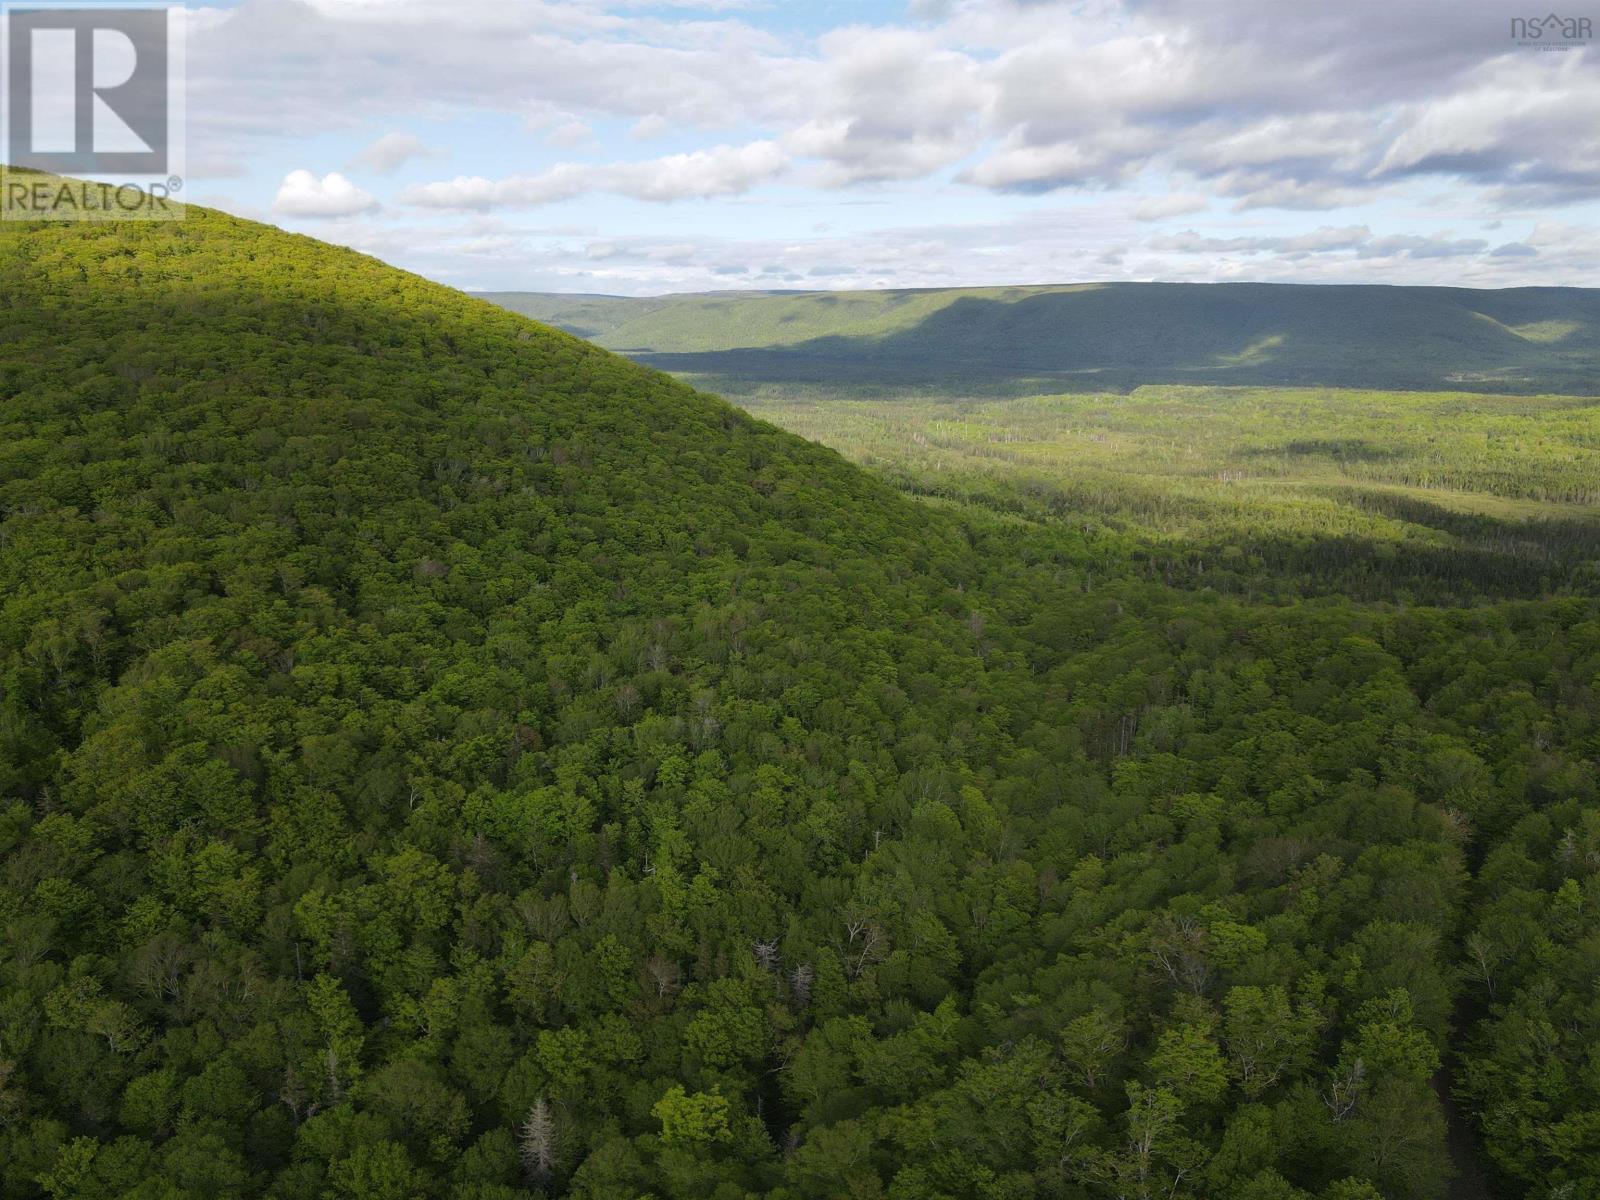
731, 383, 1600, 604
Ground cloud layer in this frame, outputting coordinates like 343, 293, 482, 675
185, 0, 1600, 289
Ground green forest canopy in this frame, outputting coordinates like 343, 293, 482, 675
1, 196, 1598, 1200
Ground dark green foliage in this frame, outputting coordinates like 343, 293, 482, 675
0, 200, 1595, 1199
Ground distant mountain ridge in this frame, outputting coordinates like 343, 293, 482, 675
484, 282, 1600, 394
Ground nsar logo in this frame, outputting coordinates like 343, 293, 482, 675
1510, 12, 1594, 48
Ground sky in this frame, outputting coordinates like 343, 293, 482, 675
181, 0, 1600, 294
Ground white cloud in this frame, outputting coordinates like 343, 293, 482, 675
547, 120, 594, 148
401, 140, 787, 210
273, 170, 381, 218
946, 14, 1600, 211
1370, 56, 1600, 206
1134, 194, 1209, 221
782, 27, 985, 184
350, 132, 433, 173
1186, 115, 1372, 175
187, 0, 805, 152
961, 137, 1145, 192
630, 114, 669, 140
1224, 178, 1377, 212
1150, 224, 1490, 263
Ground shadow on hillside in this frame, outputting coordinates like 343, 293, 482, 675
627, 283, 1600, 396
1145, 525, 1600, 602
1244, 439, 1406, 462
906, 465, 1600, 603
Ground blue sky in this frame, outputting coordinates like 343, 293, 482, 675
182, 0, 1600, 293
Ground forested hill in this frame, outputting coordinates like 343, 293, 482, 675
485, 282, 1600, 394
2, 194, 1598, 1200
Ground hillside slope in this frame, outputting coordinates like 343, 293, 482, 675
1, 199, 1597, 1200
486, 282, 1600, 394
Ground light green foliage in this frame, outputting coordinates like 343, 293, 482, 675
652, 1086, 732, 1146
737, 385, 1600, 604
1150, 1024, 1228, 1107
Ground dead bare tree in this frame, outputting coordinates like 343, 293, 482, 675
843, 918, 887, 979
1147, 915, 1211, 995
324, 1046, 344, 1105
1464, 933, 1499, 999
753, 939, 779, 973
520, 1097, 557, 1182
789, 963, 814, 1009
279, 1065, 318, 1125
644, 954, 681, 999
1323, 1057, 1365, 1123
